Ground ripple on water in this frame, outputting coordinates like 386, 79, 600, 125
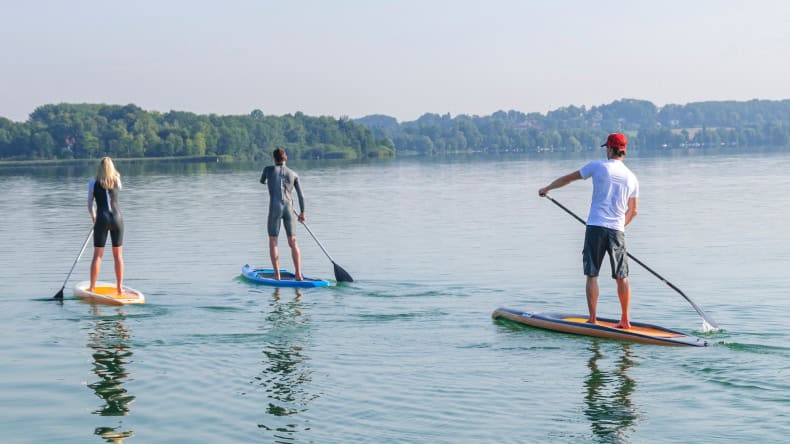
4, 156, 790, 442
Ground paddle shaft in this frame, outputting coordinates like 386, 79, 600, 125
544, 195, 719, 329
295, 211, 354, 282
299, 218, 336, 263
54, 227, 94, 299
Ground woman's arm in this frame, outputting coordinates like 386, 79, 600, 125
87, 180, 96, 223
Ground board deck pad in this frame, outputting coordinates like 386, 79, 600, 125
492, 307, 708, 346
73, 281, 145, 305
255, 271, 301, 280
560, 316, 684, 338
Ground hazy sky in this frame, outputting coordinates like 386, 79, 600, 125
2, 0, 788, 122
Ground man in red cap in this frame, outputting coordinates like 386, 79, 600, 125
538, 133, 639, 328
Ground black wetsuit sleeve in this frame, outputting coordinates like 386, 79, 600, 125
260, 166, 271, 184
88, 180, 96, 220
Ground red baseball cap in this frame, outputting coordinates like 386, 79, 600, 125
601, 133, 627, 150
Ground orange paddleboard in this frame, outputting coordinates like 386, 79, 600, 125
73, 281, 145, 305
492, 307, 707, 346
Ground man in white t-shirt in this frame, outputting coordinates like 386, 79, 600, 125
538, 133, 639, 328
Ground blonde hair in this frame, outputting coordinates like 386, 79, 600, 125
96, 156, 121, 189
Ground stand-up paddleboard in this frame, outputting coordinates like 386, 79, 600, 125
241, 264, 330, 288
492, 307, 708, 347
73, 281, 145, 305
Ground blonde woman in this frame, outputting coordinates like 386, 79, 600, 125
88, 157, 125, 294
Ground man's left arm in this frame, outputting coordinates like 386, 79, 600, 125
625, 197, 638, 227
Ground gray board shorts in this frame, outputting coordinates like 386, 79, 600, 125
583, 225, 629, 279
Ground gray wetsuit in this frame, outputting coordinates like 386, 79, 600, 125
260, 163, 304, 237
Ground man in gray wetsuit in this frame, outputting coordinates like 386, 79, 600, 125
260, 147, 305, 280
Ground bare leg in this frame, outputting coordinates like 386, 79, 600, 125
614, 277, 631, 329
288, 236, 303, 280
112, 246, 124, 295
586, 275, 599, 324
89, 247, 104, 292
269, 236, 281, 280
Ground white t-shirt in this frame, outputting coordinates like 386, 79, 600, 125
579, 159, 639, 231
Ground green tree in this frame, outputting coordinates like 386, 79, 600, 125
31, 131, 56, 158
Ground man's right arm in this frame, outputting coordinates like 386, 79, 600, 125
260, 166, 270, 184
538, 171, 582, 197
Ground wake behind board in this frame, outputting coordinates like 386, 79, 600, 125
73, 281, 145, 305
241, 264, 330, 288
492, 307, 708, 347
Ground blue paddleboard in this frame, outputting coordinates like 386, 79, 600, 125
241, 264, 330, 288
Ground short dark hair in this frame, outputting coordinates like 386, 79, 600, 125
273, 147, 286, 163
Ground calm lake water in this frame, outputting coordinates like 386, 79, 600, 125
1, 149, 789, 443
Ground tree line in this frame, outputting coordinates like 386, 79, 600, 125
355, 98, 790, 154
2, 99, 789, 162
0, 103, 395, 161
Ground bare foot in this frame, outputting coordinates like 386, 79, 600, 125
614, 321, 631, 329
295, 275, 304, 281
273, 273, 281, 280
586, 318, 597, 325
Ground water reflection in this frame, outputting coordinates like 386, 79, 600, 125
255, 288, 319, 442
583, 341, 638, 443
86, 304, 135, 443
0, 158, 237, 179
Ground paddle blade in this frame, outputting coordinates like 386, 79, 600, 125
333, 262, 354, 283
53, 287, 64, 300
702, 319, 720, 333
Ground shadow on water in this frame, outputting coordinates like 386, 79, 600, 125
255, 288, 320, 443
584, 340, 639, 444
86, 304, 136, 443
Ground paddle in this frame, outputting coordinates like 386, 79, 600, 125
53, 227, 94, 300
296, 212, 354, 282
542, 195, 719, 330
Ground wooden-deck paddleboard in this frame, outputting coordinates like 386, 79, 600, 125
492, 307, 708, 347
73, 281, 145, 305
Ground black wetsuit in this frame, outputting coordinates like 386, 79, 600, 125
89, 178, 124, 247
